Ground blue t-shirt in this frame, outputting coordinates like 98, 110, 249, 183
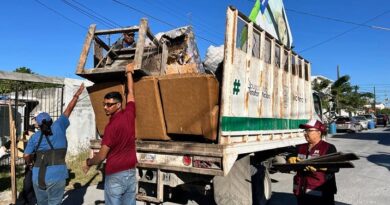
24, 114, 70, 183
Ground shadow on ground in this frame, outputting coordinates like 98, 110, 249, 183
62, 173, 100, 205
332, 131, 390, 146
268, 192, 351, 205
367, 152, 390, 171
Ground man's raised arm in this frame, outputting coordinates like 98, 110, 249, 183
125, 63, 135, 103
64, 83, 85, 117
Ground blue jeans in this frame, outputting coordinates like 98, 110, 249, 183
33, 180, 65, 205
105, 168, 137, 205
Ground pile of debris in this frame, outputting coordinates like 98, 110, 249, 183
76, 19, 221, 142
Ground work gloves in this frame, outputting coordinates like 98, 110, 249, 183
287, 156, 300, 164
304, 166, 317, 172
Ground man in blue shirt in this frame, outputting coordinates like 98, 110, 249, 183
112, 32, 136, 49
24, 83, 84, 205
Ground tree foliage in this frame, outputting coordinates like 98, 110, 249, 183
313, 74, 374, 117
0, 67, 58, 95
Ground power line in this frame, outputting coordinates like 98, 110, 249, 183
299, 10, 390, 53
62, 0, 118, 29
112, 0, 218, 45
145, 0, 224, 39
68, 0, 122, 28
34, 0, 87, 29
286, 8, 390, 31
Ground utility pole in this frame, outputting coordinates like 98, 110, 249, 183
337, 65, 340, 79
335, 65, 340, 115
373, 86, 376, 114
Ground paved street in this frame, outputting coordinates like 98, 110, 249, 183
268, 126, 390, 205
62, 127, 390, 205
2, 127, 389, 205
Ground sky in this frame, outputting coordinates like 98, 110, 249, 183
0, 0, 389, 102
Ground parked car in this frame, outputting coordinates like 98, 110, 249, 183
335, 116, 363, 132
352, 116, 369, 130
362, 114, 377, 128
376, 114, 388, 127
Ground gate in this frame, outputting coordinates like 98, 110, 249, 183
0, 70, 66, 203
0, 70, 64, 163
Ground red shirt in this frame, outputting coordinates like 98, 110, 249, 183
293, 140, 337, 196
102, 101, 137, 175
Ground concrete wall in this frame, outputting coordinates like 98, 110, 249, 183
63, 78, 96, 156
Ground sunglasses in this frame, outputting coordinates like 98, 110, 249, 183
102, 102, 119, 107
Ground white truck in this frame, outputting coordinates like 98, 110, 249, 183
77, 6, 323, 205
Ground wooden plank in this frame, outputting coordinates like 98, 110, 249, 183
157, 170, 163, 201
8, 103, 17, 204
94, 38, 104, 67
76, 24, 96, 74
93, 36, 111, 51
136, 195, 162, 204
136, 140, 225, 157
272, 161, 354, 172
133, 18, 148, 71
94, 26, 139, 35
302, 152, 359, 163
146, 27, 160, 46
93, 36, 119, 60
137, 163, 224, 176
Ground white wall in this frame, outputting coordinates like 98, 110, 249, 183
63, 78, 96, 156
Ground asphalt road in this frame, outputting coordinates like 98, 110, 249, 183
2, 127, 389, 205
268, 126, 390, 205
59, 127, 390, 205
64, 127, 390, 205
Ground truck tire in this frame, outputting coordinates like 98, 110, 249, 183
213, 155, 252, 205
252, 163, 272, 205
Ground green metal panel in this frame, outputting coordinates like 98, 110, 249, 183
221, 116, 308, 131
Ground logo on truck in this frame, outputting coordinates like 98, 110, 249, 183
248, 81, 259, 96
233, 79, 241, 95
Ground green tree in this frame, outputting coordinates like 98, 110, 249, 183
379, 108, 390, 115
312, 78, 332, 112
330, 75, 373, 115
14, 67, 35, 74
331, 75, 352, 114
0, 67, 38, 94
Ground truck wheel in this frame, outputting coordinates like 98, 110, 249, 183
213, 155, 252, 205
252, 164, 272, 205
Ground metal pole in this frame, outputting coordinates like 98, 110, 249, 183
14, 83, 18, 137
60, 85, 65, 114
374, 86, 376, 114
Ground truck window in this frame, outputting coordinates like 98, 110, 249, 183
252, 30, 260, 59
313, 92, 322, 119
305, 63, 309, 81
275, 45, 280, 68
298, 58, 302, 79
265, 37, 271, 64
291, 55, 296, 75
283, 50, 289, 72
236, 17, 248, 53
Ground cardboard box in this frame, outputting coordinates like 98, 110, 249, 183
87, 82, 125, 137
134, 77, 170, 140
158, 74, 219, 140
87, 79, 170, 140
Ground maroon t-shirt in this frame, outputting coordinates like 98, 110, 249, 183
102, 101, 137, 175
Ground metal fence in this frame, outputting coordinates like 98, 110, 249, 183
0, 71, 64, 166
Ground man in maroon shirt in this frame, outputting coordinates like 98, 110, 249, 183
83, 63, 137, 205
